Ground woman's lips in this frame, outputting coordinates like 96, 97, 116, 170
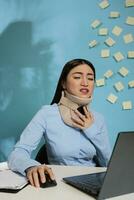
80, 88, 89, 94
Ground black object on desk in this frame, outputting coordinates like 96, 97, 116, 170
63, 172, 105, 198
40, 173, 57, 188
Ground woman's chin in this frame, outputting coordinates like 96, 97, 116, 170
78, 94, 90, 98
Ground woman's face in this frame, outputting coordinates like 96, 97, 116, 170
63, 64, 95, 98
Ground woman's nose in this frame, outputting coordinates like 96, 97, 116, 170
81, 77, 88, 86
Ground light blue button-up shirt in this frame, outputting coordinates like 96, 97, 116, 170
8, 104, 111, 175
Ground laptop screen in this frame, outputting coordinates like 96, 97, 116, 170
63, 132, 134, 200
98, 131, 134, 199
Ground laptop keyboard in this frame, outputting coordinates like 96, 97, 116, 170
63, 172, 106, 197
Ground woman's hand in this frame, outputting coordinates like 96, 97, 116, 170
26, 165, 55, 187
71, 106, 94, 129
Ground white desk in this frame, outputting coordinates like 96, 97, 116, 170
0, 165, 134, 200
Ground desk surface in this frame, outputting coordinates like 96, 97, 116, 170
0, 165, 134, 200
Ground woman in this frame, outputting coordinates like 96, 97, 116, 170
8, 58, 111, 187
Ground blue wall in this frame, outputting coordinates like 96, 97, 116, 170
0, 0, 133, 161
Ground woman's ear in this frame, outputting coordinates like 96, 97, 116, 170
62, 81, 66, 90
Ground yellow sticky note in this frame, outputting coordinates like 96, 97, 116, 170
128, 80, 134, 88
99, 1, 110, 9
88, 40, 98, 48
114, 81, 124, 92
109, 11, 120, 18
107, 93, 118, 104
113, 52, 124, 62
104, 70, 113, 78
122, 101, 132, 110
127, 51, 134, 58
98, 28, 108, 36
91, 19, 102, 29
123, 33, 133, 43
101, 49, 110, 58
118, 67, 129, 77
112, 26, 123, 36
125, 0, 134, 7
126, 16, 134, 25
105, 37, 116, 47
96, 78, 105, 87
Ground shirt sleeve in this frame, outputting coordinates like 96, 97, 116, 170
83, 114, 112, 167
8, 107, 47, 175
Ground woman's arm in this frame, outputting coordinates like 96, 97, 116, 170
8, 107, 47, 175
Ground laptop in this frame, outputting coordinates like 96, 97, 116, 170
63, 131, 134, 199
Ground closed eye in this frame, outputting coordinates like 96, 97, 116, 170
87, 77, 94, 81
74, 76, 81, 79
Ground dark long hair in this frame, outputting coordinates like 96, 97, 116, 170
50, 58, 96, 105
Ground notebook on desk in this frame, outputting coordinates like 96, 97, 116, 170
0, 162, 28, 193
63, 131, 134, 200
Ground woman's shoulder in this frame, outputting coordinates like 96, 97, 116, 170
40, 103, 58, 113
33, 104, 58, 120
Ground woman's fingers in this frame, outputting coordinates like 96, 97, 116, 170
26, 165, 55, 187
27, 168, 35, 186
27, 166, 40, 187
32, 170, 40, 187
71, 110, 85, 126
38, 166, 46, 183
74, 109, 86, 121
83, 106, 90, 118
71, 116, 85, 127
71, 120, 84, 129
71, 108, 94, 129
44, 167, 55, 180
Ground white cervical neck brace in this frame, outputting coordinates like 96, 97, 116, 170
58, 90, 92, 129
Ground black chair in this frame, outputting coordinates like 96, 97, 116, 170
35, 144, 49, 164
93, 155, 101, 167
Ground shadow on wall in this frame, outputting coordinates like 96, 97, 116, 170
0, 21, 53, 161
